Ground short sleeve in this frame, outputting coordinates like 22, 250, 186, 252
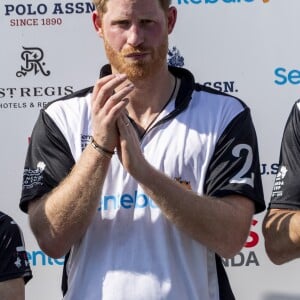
269, 100, 300, 209
20, 110, 75, 213
0, 213, 32, 283
204, 108, 265, 214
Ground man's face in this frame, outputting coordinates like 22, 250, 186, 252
99, 0, 170, 81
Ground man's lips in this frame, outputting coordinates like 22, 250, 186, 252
124, 52, 149, 58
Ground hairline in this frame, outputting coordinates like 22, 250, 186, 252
93, 0, 172, 15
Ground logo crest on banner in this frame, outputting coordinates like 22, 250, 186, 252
16, 46, 50, 77
168, 46, 184, 67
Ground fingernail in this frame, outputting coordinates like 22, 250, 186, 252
116, 74, 127, 79
126, 83, 134, 89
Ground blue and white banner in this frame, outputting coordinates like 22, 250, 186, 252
1, 1, 300, 299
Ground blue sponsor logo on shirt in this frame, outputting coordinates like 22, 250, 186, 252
98, 191, 158, 211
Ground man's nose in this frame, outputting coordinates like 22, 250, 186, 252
127, 24, 144, 47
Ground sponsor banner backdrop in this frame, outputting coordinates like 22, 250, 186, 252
1, 1, 300, 299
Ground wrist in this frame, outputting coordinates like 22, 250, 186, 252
90, 136, 115, 159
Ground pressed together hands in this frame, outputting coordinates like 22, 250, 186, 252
91, 73, 145, 178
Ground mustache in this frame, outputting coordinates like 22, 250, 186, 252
121, 47, 151, 56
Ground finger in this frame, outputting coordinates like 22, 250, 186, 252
91, 74, 115, 101
117, 113, 131, 134
121, 113, 130, 126
104, 84, 134, 109
92, 74, 128, 109
108, 98, 129, 120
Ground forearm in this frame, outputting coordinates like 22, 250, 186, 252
137, 163, 255, 258
29, 144, 111, 258
0, 278, 25, 300
263, 209, 300, 264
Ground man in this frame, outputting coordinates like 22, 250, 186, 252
19, 0, 265, 299
263, 99, 300, 265
0, 211, 32, 300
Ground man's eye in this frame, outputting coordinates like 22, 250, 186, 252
113, 20, 130, 27
141, 20, 153, 25
119, 20, 130, 25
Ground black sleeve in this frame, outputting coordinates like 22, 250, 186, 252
269, 100, 300, 209
0, 212, 32, 283
204, 108, 265, 214
19, 109, 75, 213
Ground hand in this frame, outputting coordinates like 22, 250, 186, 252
91, 74, 134, 151
117, 113, 147, 178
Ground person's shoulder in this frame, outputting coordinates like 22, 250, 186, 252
170, 66, 247, 111
0, 211, 13, 226
0, 212, 20, 237
292, 98, 300, 112
191, 83, 250, 120
195, 83, 247, 108
285, 98, 300, 123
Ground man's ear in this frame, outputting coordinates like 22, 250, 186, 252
167, 6, 177, 34
92, 10, 104, 38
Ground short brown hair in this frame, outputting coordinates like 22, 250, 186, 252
93, 0, 171, 14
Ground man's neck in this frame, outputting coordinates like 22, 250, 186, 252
125, 70, 176, 132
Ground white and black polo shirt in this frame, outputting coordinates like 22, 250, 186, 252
20, 65, 265, 300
